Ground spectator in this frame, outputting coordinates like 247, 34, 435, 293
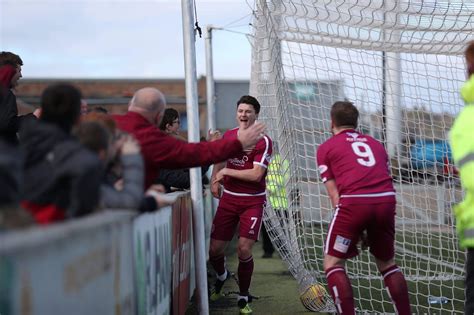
450, 41, 474, 315
81, 112, 129, 188
0, 139, 22, 208
0, 139, 34, 231
159, 108, 182, 137
19, 83, 102, 224
90, 106, 108, 114
74, 120, 143, 207
0, 51, 36, 144
156, 108, 215, 192
112, 87, 266, 190
78, 114, 169, 212
80, 99, 89, 115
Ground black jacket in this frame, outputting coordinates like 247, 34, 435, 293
0, 89, 20, 144
157, 165, 210, 193
0, 139, 22, 206
20, 119, 102, 219
0, 89, 34, 145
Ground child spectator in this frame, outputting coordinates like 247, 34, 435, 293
79, 113, 172, 212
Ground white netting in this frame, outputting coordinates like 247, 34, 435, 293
251, 0, 474, 313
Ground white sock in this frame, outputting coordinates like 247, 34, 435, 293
238, 295, 248, 302
217, 269, 227, 281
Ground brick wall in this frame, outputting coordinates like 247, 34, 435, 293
14, 77, 209, 137
15, 77, 207, 100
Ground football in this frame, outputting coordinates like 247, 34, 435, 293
299, 283, 332, 312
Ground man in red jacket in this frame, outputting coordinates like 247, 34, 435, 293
113, 87, 266, 189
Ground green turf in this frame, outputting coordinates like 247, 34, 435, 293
186, 239, 331, 315
187, 226, 465, 314
301, 225, 465, 313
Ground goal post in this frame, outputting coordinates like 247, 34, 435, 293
251, 0, 474, 313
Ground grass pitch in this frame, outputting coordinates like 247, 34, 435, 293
302, 224, 465, 314
186, 239, 322, 315
187, 224, 465, 314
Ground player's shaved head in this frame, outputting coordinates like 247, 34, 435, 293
331, 101, 358, 129
129, 87, 166, 124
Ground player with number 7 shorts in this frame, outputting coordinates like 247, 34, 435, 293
316, 101, 411, 315
209, 95, 272, 314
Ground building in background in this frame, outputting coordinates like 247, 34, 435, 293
15, 78, 207, 138
14, 77, 457, 183
214, 80, 250, 130
15, 78, 455, 144
15, 77, 251, 138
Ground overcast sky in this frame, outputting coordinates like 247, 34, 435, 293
0, 0, 255, 79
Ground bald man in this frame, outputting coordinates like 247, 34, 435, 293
113, 87, 266, 189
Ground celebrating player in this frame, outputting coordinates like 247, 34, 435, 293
209, 95, 272, 314
316, 101, 411, 315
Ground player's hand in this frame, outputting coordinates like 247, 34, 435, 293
208, 129, 222, 142
213, 168, 227, 183
211, 182, 222, 199
237, 122, 266, 150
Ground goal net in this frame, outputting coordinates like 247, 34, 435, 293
250, 0, 474, 313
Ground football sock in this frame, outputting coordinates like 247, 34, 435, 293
238, 255, 254, 295
217, 269, 228, 281
381, 265, 411, 315
325, 266, 355, 314
209, 254, 226, 277
238, 295, 249, 302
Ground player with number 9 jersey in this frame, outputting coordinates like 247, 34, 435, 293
316, 101, 411, 315
316, 130, 395, 204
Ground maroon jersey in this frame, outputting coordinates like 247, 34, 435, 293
222, 128, 272, 196
316, 129, 395, 203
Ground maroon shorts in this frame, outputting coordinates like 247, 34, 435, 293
324, 201, 396, 261
211, 192, 266, 241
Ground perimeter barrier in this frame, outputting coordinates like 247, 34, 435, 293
0, 189, 215, 315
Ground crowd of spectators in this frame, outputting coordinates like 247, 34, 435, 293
0, 51, 265, 230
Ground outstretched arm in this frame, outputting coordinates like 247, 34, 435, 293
146, 123, 266, 170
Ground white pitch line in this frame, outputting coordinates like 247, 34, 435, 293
398, 246, 465, 273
